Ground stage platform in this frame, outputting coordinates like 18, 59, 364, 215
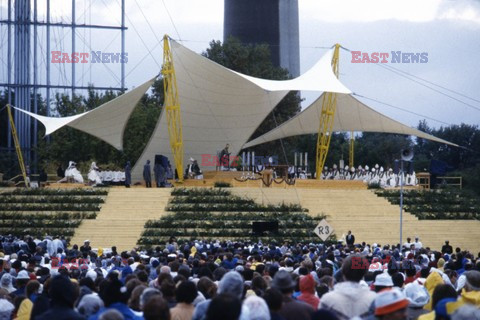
175, 171, 369, 189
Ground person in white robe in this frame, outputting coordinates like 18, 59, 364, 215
88, 162, 102, 186
65, 161, 84, 183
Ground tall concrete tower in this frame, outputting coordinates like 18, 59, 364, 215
224, 0, 300, 77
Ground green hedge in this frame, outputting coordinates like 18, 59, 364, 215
0, 212, 97, 220
0, 203, 102, 211
0, 228, 76, 238
169, 195, 253, 205
0, 196, 105, 204
375, 189, 480, 220
138, 187, 331, 246
171, 188, 231, 196
0, 188, 107, 241
214, 182, 232, 188
1, 188, 108, 196
166, 203, 306, 213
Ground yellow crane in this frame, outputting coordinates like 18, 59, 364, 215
6, 104, 29, 187
315, 44, 356, 177
315, 44, 340, 178
162, 35, 184, 182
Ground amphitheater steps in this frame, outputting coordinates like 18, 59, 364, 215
232, 188, 480, 253
70, 188, 171, 251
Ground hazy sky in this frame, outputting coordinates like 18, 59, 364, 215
1, 0, 479, 129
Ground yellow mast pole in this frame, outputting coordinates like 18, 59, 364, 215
162, 35, 184, 182
349, 131, 354, 168
6, 105, 29, 187
315, 44, 340, 179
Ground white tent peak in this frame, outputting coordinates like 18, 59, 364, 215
233, 47, 351, 93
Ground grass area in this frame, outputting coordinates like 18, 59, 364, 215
0, 188, 107, 241
375, 189, 480, 220
138, 188, 331, 246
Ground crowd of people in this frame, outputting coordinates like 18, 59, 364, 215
319, 164, 417, 187
0, 235, 479, 320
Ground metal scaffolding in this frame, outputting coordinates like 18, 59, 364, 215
0, 0, 127, 171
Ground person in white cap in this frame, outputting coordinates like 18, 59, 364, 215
373, 287, 409, 320
374, 273, 394, 293
404, 282, 430, 319
414, 237, 423, 250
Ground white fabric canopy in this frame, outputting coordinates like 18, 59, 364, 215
243, 93, 458, 148
131, 40, 352, 180
14, 77, 156, 150
234, 48, 351, 93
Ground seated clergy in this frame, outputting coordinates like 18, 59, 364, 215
185, 158, 203, 179
58, 161, 84, 183
88, 162, 102, 186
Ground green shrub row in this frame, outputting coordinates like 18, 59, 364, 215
0, 203, 102, 211
1, 188, 108, 196
143, 220, 320, 230
0, 220, 83, 228
166, 202, 306, 213
145, 212, 323, 226
169, 195, 253, 205
171, 188, 231, 196
0, 196, 105, 204
0, 212, 97, 220
375, 189, 480, 220
0, 228, 75, 238
384, 197, 479, 206
138, 230, 321, 244
213, 182, 232, 188
415, 212, 479, 220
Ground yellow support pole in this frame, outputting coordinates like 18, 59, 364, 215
6, 105, 29, 187
349, 131, 354, 168
162, 35, 184, 182
315, 44, 340, 179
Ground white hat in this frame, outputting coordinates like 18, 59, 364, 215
374, 273, 394, 287
374, 288, 409, 316
0, 299, 14, 319
404, 282, 430, 307
16, 270, 30, 280
365, 165, 369, 170
86, 269, 97, 281
189, 157, 195, 162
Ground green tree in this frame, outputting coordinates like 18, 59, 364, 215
354, 132, 413, 169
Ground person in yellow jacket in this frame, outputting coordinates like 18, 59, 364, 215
454, 270, 480, 307
419, 270, 480, 320
15, 280, 41, 320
